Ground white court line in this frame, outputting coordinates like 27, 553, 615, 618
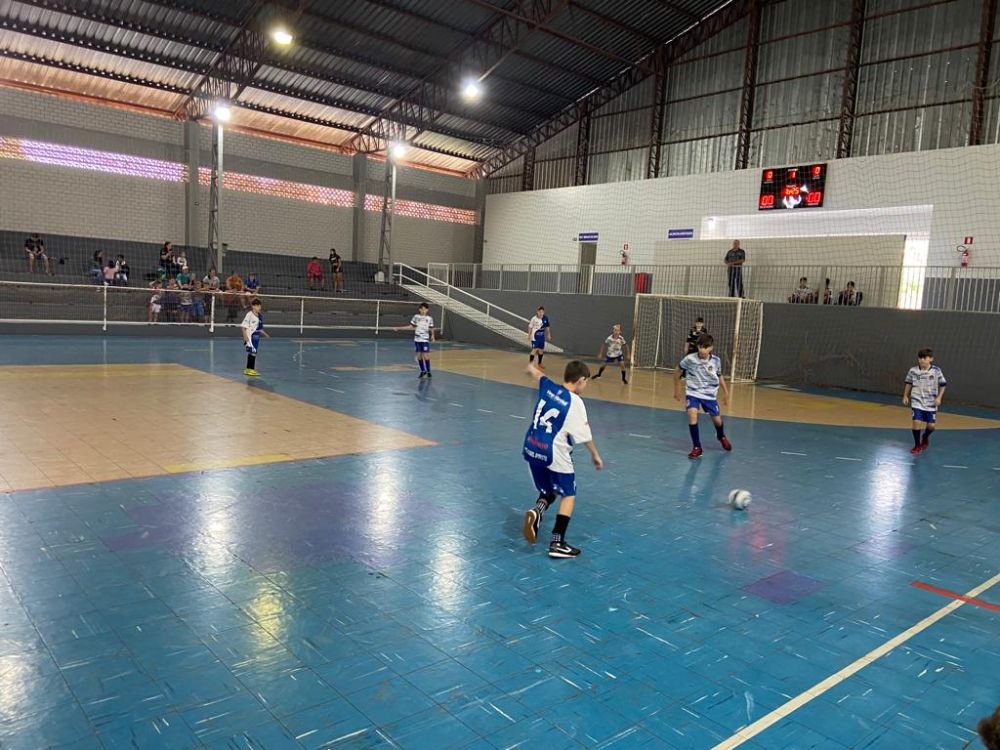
780, 451, 807, 456
628, 433, 652, 439
835, 456, 862, 461
711, 569, 1000, 750
448, 403, 464, 407
509, 414, 527, 420
942, 465, 968, 469
477, 409, 494, 414
324, 387, 345, 394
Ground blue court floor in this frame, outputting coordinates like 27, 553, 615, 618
0, 336, 998, 750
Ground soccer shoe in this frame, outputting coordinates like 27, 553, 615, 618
523, 509, 540, 544
426, 372, 432, 378
720, 437, 732, 451
244, 368, 259, 377
592, 371, 603, 380
548, 541, 581, 559
688, 447, 703, 459
910, 445, 923, 455
418, 371, 426, 378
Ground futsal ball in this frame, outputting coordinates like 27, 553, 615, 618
729, 489, 752, 510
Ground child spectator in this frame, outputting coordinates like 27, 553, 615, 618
172, 248, 188, 274
148, 281, 162, 324
203, 268, 221, 291
178, 278, 194, 322
90, 249, 105, 284
191, 281, 206, 323
820, 278, 833, 304
103, 261, 116, 285
837, 281, 863, 306
159, 242, 173, 272
307, 257, 324, 290
24, 233, 51, 274
329, 249, 344, 293
163, 279, 180, 321
114, 255, 129, 285
245, 272, 260, 294
788, 277, 814, 304
176, 266, 192, 287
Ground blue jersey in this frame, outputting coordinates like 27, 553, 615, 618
522, 377, 592, 473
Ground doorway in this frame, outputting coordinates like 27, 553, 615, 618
578, 242, 597, 293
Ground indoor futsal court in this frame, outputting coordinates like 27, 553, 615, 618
3, 0, 1000, 748
0, 336, 997, 749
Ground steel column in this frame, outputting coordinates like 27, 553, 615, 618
646, 49, 668, 179
351, 153, 367, 262
836, 0, 867, 158
377, 158, 397, 280
970, 0, 998, 146
735, 0, 762, 170
522, 146, 536, 191
183, 120, 201, 248
207, 122, 224, 272
574, 101, 591, 187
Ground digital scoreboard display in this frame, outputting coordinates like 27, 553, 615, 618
759, 163, 827, 210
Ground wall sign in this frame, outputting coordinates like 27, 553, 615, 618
577, 232, 599, 242
668, 228, 694, 239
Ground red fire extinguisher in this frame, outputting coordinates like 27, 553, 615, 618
959, 245, 970, 268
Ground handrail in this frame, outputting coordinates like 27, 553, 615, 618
395, 263, 531, 326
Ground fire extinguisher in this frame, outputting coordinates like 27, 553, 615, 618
958, 245, 970, 268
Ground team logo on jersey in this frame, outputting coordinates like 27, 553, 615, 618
706, 363, 716, 375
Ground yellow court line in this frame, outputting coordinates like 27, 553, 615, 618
163, 453, 297, 474
711, 570, 1000, 749
0, 363, 198, 380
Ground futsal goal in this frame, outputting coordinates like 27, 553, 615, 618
631, 294, 764, 382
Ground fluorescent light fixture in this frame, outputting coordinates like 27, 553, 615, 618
271, 26, 293, 46
461, 78, 483, 102
390, 142, 408, 160
213, 102, 232, 122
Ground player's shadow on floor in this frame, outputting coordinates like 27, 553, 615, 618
246, 379, 276, 393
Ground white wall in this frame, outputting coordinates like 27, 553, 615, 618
484, 145, 1000, 268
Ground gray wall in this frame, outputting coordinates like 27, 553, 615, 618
757, 304, 1000, 409
445, 292, 1000, 409
444, 290, 635, 358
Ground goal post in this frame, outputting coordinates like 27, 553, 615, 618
631, 294, 764, 382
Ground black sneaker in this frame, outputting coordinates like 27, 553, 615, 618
426, 372, 432, 378
548, 541, 581, 559
523, 509, 540, 543
418, 371, 426, 378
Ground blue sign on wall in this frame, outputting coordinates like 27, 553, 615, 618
577, 232, 599, 242
668, 228, 695, 239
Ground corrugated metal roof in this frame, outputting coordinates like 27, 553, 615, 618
0, 0, 735, 173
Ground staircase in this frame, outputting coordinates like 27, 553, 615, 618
396, 264, 564, 353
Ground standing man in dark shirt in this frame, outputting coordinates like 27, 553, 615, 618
724, 240, 745, 298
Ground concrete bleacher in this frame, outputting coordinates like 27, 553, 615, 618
0, 229, 415, 302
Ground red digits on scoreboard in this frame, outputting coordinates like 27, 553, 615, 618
812, 165, 822, 176
764, 170, 774, 181
782, 185, 801, 197
806, 191, 823, 205
759, 194, 775, 209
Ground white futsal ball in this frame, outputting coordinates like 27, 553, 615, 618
729, 489, 752, 510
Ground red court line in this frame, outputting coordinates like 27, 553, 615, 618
911, 580, 1000, 613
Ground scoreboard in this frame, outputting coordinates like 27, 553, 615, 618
759, 163, 827, 210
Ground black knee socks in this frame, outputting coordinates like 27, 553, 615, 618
922, 426, 934, 445
246, 354, 256, 369
912, 429, 922, 447
689, 423, 701, 448
552, 514, 570, 543
715, 421, 725, 440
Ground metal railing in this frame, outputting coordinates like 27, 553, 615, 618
428, 262, 1000, 313
0, 280, 438, 334
397, 263, 531, 333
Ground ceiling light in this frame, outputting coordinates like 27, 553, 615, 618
271, 26, 293, 46
390, 142, 408, 160
461, 78, 483, 102
213, 102, 232, 122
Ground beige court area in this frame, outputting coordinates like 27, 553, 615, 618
0, 363, 434, 493
433, 348, 1000, 430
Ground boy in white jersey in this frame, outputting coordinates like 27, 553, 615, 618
673, 333, 732, 459
902, 348, 947, 454
402, 302, 435, 378
241, 298, 269, 377
592, 324, 630, 384
522, 360, 603, 559
527, 306, 551, 368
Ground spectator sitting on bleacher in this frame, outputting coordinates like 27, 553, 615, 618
114, 255, 129, 285
179, 277, 194, 323
90, 250, 106, 284
203, 268, 221, 291
819, 278, 833, 304
163, 279, 180, 321
788, 277, 814, 304
148, 281, 162, 324
191, 281, 206, 323
103, 261, 117, 286
24, 233, 51, 275
159, 242, 173, 272
837, 281, 863, 306
307, 256, 324, 290
245, 272, 260, 295
172, 248, 188, 275
176, 265, 192, 287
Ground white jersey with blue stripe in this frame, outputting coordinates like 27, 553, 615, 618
679, 352, 723, 400
411, 314, 434, 342
905, 364, 947, 412
523, 376, 592, 474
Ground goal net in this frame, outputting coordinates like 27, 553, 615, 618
632, 294, 763, 382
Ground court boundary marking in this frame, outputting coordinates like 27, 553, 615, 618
911, 580, 1000, 613
711, 570, 1000, 749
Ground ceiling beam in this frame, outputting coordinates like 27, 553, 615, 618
475, 0, 757, 177
569, 2, 659, 47
655, 0, 702, 22
460, 0, 655, 74
350, 0, 574, 153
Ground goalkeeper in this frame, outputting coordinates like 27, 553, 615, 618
241, 298, 269, 377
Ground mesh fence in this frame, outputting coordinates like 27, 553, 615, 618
632, 295, 763, 382
0, 281, 437, 334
